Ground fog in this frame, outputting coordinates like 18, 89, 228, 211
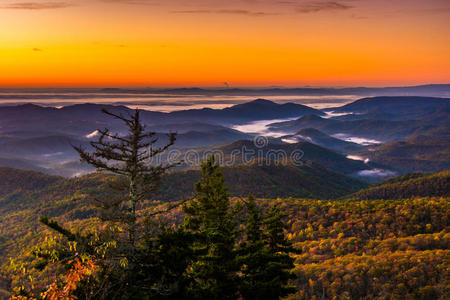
358, 169, 397, 177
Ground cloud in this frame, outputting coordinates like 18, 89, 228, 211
1, 2, 74, 9
172, 9, 210, 14
295, 1, 353, 13
171, 9, 277, 16
349, 13, 368, 19
100, 0, 158, 4
357, 169, 396, 177
413, 7, 450, 16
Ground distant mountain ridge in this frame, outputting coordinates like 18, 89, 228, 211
0, 96, 448, 178
269, 114, 426, 141
0, 100, 324, 140
269, 96, 449, 142
328, 96, 450, 121
2, 84, 449, 97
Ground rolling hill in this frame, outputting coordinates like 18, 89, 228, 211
361, 135, 450, 173
214, 140, 373, 176
281, 128, 363, 154
346, 171, 449, 200
0, 164, 366, 285
268, 114, 446, 142
0, 166, 448, 299
0, 167, 61, 197
158, 159, 367, 201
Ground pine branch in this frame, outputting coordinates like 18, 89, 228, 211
73, 147, 129, 175
138, 196, 194, 218
97, 128, 131, 145
101, 108, 133, 126
40, 216, 77, 241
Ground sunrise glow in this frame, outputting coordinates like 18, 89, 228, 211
0, 0, 449, 87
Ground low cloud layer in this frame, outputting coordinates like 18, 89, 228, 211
1, 2, 74, 9
295, 1, 353, 13
171, 9, 277, 16
358, 169, 397, 177
100, 0, 158, 5
0, 1, 354, 14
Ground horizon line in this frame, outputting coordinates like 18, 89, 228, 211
0, 83, 449, 90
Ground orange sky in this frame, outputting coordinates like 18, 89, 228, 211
0, 0, 449, 87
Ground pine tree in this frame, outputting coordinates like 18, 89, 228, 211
114, 224, 195, 300
238, 195, 297, 300
73, 108, 177, 247
238, 194, 270, 299
262, 204, 298, 299
182, 156, 240, 300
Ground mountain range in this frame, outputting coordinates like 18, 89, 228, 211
269, 96, 449, 142
3, 84, 448, 96
0, 96, 448, 179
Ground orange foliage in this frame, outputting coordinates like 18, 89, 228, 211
42, 258, 96, 300
11, 258, 97, 300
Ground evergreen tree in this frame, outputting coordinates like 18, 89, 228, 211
262, 205, 298, 299
182, 156, 240, 300
238, 194, 271, 299
131, 226, 196, 300
73, 108, 177, 247
238, 195, 297, 300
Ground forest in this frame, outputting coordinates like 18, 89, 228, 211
0, 109, 448, 300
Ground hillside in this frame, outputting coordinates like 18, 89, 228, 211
159, 159, 367, 201
171, 129, 252, 147
0, 164, 366, 247
0, 167, 61, 197
273, 197, 449, 299
215, 140, 372, 175
268, 115, 443, 142
0, 164, 367, 296
0, 135, 88, 159
0, 157, 48, 174
281, 128, 363, 154
347, 171, 450, 200
0, 161, 367, 214
1, 184, 448, 299
329, 96, 450, 120
363, 135, 450, 173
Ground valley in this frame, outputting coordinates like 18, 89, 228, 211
0, 92, 449, 299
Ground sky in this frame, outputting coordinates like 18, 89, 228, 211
0, 0, 449, 87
